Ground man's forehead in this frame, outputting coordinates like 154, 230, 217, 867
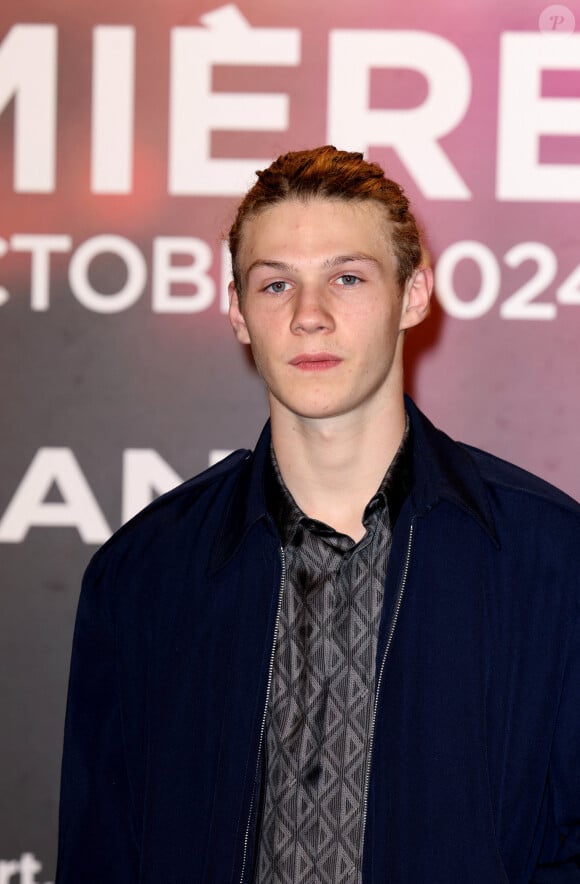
246, 195, 389, 226
239, 198, 395, 269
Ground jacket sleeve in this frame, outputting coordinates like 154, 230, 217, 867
532, 599, 580, 882
55, 550, 140, 883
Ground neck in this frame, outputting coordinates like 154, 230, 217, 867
270, 395, 407, 540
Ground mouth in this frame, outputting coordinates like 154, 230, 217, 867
289, 353, 343, 371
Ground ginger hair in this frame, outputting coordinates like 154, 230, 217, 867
227, 145, 423, 295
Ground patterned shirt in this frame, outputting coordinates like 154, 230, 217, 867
255, 423, 412, 884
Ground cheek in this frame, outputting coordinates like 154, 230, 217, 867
360, 306, 400, 339
244, 331, 274, 378
364, 319, 402, 366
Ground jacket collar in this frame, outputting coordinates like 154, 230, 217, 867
404, 395, 498, 545
209, 421, 275, 573
210, 396, 498, 572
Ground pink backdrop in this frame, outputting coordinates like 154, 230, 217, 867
1, 0, 578, 878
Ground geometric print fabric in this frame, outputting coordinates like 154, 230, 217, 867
254, 438, 406, 883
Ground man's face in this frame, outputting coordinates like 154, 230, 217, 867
229, 197, 430, 426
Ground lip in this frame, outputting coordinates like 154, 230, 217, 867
289, 352, 342, 371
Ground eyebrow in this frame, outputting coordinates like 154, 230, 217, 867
245, 253, 381, 277
324, 253, 381, 269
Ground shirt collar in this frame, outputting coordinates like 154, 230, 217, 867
209, 396, 498, 574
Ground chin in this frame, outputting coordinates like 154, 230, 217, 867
287, 400, 352, 422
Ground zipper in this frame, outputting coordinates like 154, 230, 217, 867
360, 520, 415, 852
239, 546, 287, 883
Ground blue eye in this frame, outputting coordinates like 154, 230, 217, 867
337, 274, 360, 286
265, 281, 289, 294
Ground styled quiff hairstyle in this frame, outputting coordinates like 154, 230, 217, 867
228, 145, 423, 296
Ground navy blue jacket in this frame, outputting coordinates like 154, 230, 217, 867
56, 398, 580, 883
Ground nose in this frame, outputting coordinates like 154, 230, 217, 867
290, 284, 335, 335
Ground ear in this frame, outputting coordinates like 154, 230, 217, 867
228, 281, 251, 345
399, 267, 433, 331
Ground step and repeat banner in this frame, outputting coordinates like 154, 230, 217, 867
1, 0, 579, 878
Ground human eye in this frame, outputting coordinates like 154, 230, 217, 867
264, 280, 290, 294
336, 274, 362, 287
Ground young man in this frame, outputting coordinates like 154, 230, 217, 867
56, 147, 580, 883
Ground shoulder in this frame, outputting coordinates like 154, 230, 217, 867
405, 396, 580, 538
461, 442, 580, 517
87, 448, 251, 573
457, 443, 580, 561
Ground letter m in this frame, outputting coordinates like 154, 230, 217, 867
0, 25, 57, 192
